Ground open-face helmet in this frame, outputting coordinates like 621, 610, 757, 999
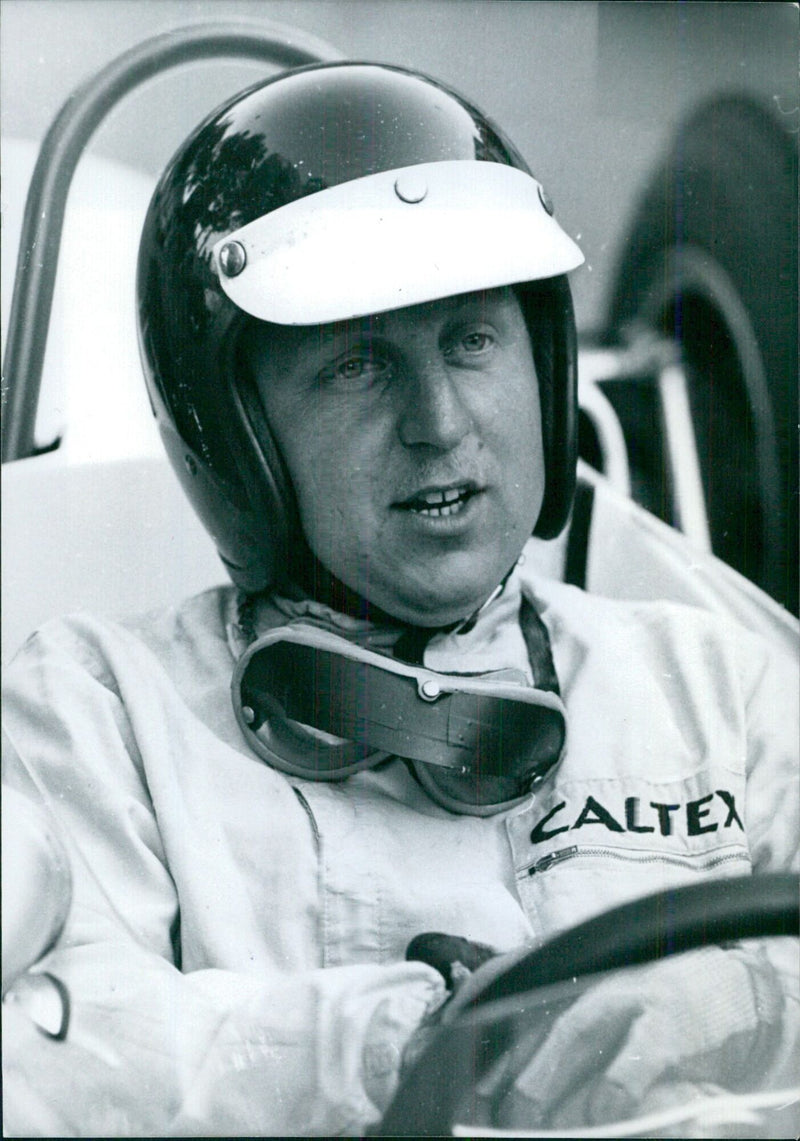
137, 61, 583, 595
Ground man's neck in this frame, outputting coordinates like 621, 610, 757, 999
288, 552, 520, 645
288, 555, 403, 629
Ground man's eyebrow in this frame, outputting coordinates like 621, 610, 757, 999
317, 316, 378, 343
436, 286, 516, 320
451, 287, 515, 314
288, 320, 377, 370
309, 286, 514, 348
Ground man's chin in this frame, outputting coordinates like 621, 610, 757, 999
371, 573, 506, 629
295, 556, 489, 628
317, 541, 525, 628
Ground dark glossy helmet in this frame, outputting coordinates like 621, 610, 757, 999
137, 62, 583, 593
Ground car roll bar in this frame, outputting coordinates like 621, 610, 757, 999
579, 334, 713, 553
0, 20, 716, 562
1, 22, 344, 463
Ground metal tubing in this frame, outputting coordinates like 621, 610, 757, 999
658, 359, 713, 551
1, 22, 342, 462
577, 373, 632, 496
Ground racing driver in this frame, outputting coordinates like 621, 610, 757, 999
3, 62, 798, 1136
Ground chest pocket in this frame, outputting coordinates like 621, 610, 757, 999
506, 775, 752, 936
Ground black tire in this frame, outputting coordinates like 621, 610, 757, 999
606, 95, 798, 614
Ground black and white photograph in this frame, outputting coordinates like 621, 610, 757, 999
2, 1, 798, 1136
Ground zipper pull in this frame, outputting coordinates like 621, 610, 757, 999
528, 845, 579, 875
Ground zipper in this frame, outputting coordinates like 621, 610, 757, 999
526, 844, 750, 876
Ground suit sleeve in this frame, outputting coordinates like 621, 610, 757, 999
738, 623, 799, 874
736, 621, 800, 1105
1, 625, 444, 1137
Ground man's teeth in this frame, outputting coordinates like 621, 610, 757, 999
410, 487, 470, 516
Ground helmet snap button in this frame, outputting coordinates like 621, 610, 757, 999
242, 705, 256, 725
219, 240, 247, 277
394, 172, 428, 204
538, 184, 555, 216
418, 678, 442, 701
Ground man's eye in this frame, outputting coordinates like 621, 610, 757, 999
337, 358, 368, 380
445, 329, 495, 362
461, 332, 492, 352
320, 353, 391, 385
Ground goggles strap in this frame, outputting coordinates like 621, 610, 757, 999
408, 595, 563, 814
519, 594, 560, 696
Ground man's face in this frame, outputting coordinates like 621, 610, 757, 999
251, 287, 545, 626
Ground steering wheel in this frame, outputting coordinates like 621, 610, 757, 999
375, 873, 799, 1136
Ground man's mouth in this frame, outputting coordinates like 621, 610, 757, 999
395, 483, 480, 518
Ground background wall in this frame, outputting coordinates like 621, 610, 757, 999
2, 0, 795, 330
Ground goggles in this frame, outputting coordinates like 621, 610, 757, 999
231, 621, 566, 816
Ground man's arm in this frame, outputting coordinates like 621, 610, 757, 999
2, 625, 444, 1136
3, 930, 440, 1136
738, 622, 799, 876
429, 618, 800, 1132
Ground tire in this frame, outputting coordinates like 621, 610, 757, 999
606, 95, 798, 614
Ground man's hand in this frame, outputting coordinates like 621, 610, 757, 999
405, 932, 498, 992
481, 945, 784, 1131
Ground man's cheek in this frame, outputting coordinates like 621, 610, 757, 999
292, 473, 339, 558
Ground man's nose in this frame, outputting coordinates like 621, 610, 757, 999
397, 357, 473, 451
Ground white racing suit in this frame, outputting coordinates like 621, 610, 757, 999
2, 549, 798, 1136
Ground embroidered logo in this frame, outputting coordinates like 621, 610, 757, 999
530, 790, 744, 844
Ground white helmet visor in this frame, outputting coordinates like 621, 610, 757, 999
213, 160, 583, 325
